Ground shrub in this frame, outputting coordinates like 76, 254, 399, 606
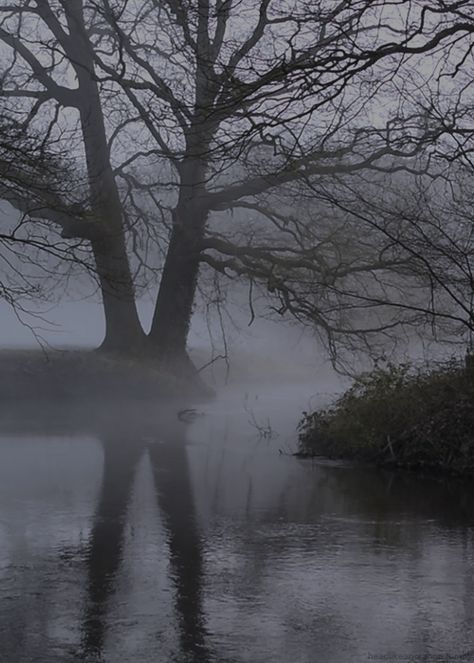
298, 360, 474, 475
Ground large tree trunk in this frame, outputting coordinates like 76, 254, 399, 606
149, 15, 214, 368
148, 132, 210, 367
148, 7, 217, 370
77, 62, 145, 354
91, 234, 145, 354
148, 206, 207, 364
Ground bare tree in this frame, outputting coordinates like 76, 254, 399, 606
93, 0, 474, 365
315, 160, 474, 361
0, 1, 144, 353
1, 0, 474, 371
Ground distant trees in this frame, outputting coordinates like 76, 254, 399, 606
1, 1, 474, 369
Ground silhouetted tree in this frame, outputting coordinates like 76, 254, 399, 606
1, 1, 474, 368
93, 0, 474, 363
0, 4, 144, 352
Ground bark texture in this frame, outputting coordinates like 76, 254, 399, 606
75, 23, 145, 354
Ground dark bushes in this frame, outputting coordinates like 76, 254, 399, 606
298, 360, 474, 475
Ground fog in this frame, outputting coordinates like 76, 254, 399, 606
0, 293, 344, 383
2, 1, 474, 661
1, 361, 473, 663
1, 287, 472, 663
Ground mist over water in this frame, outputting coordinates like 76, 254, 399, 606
0, 335, 473, 662
0, 296, 335, 387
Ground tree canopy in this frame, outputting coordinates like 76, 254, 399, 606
0, 0, 473, 368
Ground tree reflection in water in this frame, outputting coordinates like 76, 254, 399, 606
2, 399, 474, 663
149, 439, 209, 662
80, 410, 212, 663
82, 434, 143, 657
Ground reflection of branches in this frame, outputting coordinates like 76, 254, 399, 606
82, 435, 144, 658
148, 438, 211, 663
244, 394, 278, 440
78, 415, 213, 663
197, 353, 227, 374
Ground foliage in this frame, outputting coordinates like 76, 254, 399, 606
298, 360, 474, 475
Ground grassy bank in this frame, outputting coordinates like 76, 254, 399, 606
298, 360, 474, 476
0, 348, 212, 402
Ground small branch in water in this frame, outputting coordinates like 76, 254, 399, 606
247, 278, 256, 326
177, 408, 204, 423
243, 395, 278, 439
278, 445, 297, 456
196, 354, 227, 374
381, 434, 396, 460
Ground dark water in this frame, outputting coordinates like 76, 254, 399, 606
1, 382, 473, 663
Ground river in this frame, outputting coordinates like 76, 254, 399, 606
0, 379, 473, 662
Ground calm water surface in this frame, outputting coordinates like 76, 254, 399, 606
0, 381, 473, 662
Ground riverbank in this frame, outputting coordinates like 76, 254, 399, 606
0, 348, 213, 403
298, 360, 474, 476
